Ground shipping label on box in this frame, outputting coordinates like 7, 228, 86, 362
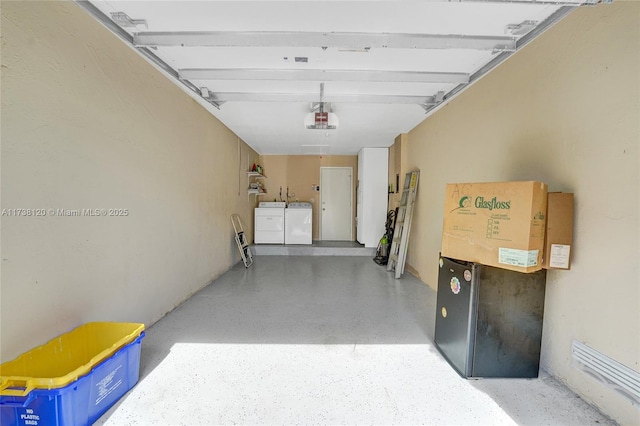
548, 244, 571, 268
441, 181, 548, 273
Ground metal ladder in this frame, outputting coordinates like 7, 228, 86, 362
387, 170, 420, 278
231, 214, 253, 268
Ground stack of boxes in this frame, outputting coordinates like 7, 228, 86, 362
441, 181, 573, 272
434, 181, 575, 378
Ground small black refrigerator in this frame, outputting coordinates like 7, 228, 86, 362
434, 256, 547, 378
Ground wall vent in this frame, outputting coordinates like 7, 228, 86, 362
572, 340, 640, 406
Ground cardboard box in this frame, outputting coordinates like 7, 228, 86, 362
441, 181, 548, 273
542, 192, 574, 270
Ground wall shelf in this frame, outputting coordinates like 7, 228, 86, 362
247, 171, 267, 199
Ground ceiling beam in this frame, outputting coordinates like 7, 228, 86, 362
74, 1, 224, 110
208, 92, 438, 105
422, 5, 577, 116
124, 0, 597, 3
169, 0, 595, 3
134, 31, 517, 52
178, 68, 470, 84
433, 0, 596, 4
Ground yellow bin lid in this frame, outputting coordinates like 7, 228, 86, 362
0, 322, 144, 396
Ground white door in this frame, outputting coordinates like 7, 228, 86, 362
320, 167, 352, 241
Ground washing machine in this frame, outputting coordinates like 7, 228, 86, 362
254, 201, 286, 244
285, 202, 313, 245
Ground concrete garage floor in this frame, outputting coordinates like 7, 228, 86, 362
96, 256, 615, 425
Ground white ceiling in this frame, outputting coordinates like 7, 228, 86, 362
80, 0, 595, 155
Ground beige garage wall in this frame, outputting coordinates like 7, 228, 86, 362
404, 2, 639, 424
259, 155, 358, 241
0, 2, 258, 360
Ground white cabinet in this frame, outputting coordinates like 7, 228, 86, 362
356, 148, 389, 248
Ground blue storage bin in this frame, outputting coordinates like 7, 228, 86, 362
0, 332, 144, 426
